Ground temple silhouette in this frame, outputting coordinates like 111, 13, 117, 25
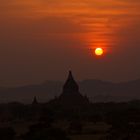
49, 71, 89, 108
32, 96, 38, 105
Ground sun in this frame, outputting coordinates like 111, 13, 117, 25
95, 48, 104, 56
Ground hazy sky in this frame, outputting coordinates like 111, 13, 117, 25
0, 0, 140, 86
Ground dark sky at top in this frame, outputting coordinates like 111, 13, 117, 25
0, 0, 140, 86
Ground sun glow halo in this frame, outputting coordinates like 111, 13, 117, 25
95, 48, 104, 56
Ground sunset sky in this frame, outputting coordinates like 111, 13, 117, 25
0, 0, 140, 86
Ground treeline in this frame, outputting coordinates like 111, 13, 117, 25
0, 100, 140, 139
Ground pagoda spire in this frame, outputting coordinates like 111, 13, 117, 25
63, 71, 79, 93
32, 96, 38, 105
68, 70, 74, 80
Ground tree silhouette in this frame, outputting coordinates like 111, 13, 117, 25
0, 127, 16, 140
22, 123, 70, 140
68, 120, 83, 134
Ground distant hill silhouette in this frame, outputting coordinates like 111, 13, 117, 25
0, 79, 140, 103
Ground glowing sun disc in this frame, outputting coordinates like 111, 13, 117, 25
95, 48, 103, 56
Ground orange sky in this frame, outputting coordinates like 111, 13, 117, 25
2, 0, 139, 50
0, 0, 140, 86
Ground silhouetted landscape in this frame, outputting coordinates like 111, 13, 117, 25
0, 71, 140, 140
0, 78, 140, 103
0, 0, 140, 139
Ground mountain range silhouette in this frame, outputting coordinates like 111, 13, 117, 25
0, 79, 140, 103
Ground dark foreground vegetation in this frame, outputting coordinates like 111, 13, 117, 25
0, 100, 140, 140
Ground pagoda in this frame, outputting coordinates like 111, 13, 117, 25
57, 71, 89, 107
